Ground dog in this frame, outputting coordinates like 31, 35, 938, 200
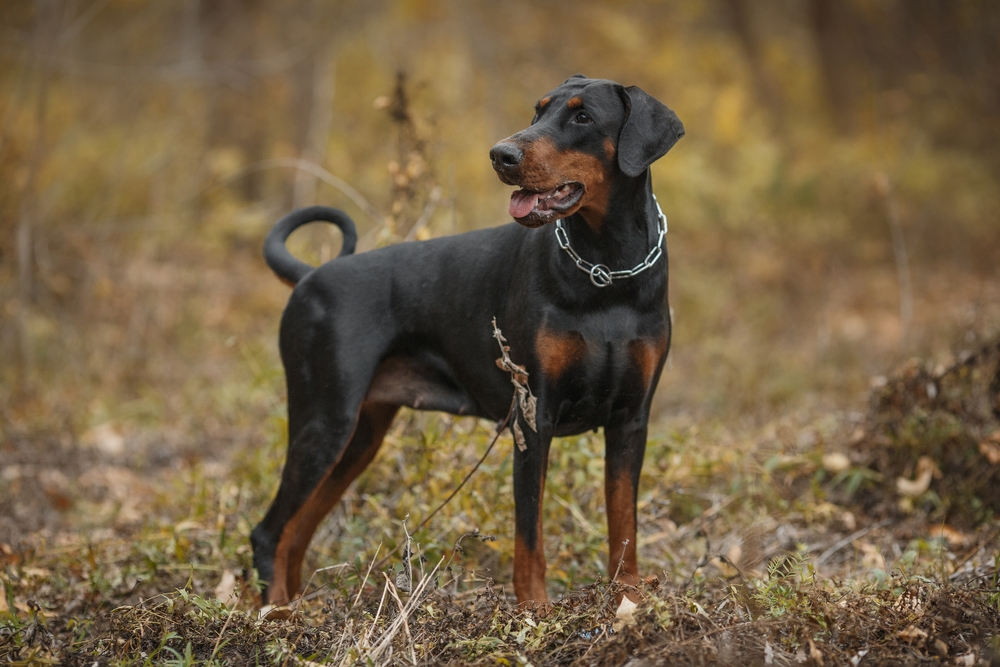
252, 74, 683, 609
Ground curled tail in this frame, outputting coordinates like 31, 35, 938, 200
263, 206, 358, 285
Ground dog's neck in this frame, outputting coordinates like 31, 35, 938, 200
560, 171, 660, 271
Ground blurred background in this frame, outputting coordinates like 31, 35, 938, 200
1, 0, 998, 451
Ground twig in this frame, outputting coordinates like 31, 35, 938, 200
612, 539, 630, 582
222, 157, 384, 225
417, 403, 514, 534
815, 518, 892, 565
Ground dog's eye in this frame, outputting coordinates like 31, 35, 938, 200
574, 111, 592, 124
531, 113, 539, 125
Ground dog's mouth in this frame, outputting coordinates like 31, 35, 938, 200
508, 182, 584, 227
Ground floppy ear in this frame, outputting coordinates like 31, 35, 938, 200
616, 85, 684, 178
564, 73, 588, 83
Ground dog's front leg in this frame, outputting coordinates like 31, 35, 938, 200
511, 421, 553, 607
604, 418, 648, 598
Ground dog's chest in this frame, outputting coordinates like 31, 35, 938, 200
532, 312, 667, 420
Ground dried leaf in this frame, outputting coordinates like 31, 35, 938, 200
896, 456, 940, 497
512, 419, 526, 452
214, 569, 239, 606
978, 437, 1000, 464
492, 317, 538, 444
612, 595, 638, 631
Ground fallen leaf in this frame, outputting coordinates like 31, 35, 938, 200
954, 652, 976, 666
214, 569, 239, 606
849, 649, 868, 666
822, 452, 851, 473
808, 638, 824, 666
612, 595, 638, 632
896, 456, 940, 497
978, 437, 1000, 465
927, 524, 968, 547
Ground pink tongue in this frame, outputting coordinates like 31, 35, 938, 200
509, 190, 538, 219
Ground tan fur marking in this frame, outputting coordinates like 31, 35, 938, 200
605, 471, 640, 598
269, 402, 398, 605
514, 516, 549, 605
538, 96, 551, 108
567, 96, 583, 109
517, 137, 614, 232
629, 337, 668, 390
535, 328, 586, 382
603, 136, 616, 161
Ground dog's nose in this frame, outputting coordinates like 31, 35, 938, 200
490, 142, 523, 170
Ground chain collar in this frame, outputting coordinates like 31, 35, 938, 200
554, 195, 668, 288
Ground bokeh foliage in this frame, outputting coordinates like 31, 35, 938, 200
1, 0, 999, 433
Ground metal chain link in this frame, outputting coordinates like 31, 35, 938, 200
554, 195, 668, 288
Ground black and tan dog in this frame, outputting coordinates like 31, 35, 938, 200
252, 75, 683, 608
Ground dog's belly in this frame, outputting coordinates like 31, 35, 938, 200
366, 351, 482, 416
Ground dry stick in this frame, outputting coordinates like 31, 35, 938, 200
417, 400, 514, 534
221, 157, 383, 225
300, 562, 352, 603
209, 584, 242, 662
370, 401, 515, 574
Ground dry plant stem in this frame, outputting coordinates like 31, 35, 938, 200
612, 539, 629, 582
225, 157, 383, 225
300, 562, 351, 602
209, 586, 241, 662
366, 557, 445, 663
351, 542, 383, 611
361, 579, 390, 650
384, 573, 417, 665
876, 172, 913, 341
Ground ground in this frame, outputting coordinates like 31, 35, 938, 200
2, 340, 999, 666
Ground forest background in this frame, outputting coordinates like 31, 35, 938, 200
1, 1, 999, 664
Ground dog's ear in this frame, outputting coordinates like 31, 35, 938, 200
616, 85, 684, 178
564, 73, 588, 83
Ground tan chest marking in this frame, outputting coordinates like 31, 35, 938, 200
628, 336, 668, 389
535, 328, 587, 382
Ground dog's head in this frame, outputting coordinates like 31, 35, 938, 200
490, 75, 684, 228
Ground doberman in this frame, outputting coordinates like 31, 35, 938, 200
252, 75, 683, 609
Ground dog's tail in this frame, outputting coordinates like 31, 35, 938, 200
263, 206, 358, 285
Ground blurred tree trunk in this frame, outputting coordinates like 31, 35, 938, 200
15, 0, 59, 386
293, 46, 336, 210
809, 0, 854, 134
719, 0, 785, 126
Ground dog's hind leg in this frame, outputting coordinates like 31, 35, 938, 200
252, 399, 398, 607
